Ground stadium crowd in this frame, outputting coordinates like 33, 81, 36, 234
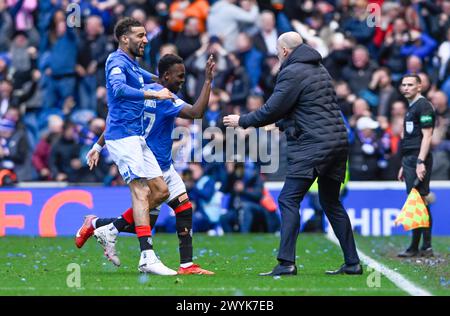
0, 0, 450, 232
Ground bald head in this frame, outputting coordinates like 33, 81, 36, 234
277, 32, 303, 63
278, 32, 303, 49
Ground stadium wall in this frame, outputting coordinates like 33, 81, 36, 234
0, 182, 449, 237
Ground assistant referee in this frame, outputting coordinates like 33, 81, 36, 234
398, 74, 435, 258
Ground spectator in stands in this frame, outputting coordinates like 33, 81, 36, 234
0, 0, 13, 52
253, 10, 279, 57
438, 1, 450, 42
349, 116, 390, 181
437, 27, 450, 84
342, 45, 378, 95
185, 35, 234, 99
202, 88, 225, 131
143, 16, 163, 73
78, 117, 109, 182
76, 15, 114, 111
400, 29, 437, 61
341, 0, 375, 51
49, 120, 81, 182
405, 55, 423, 75
159, 43, 178, 58
95, 86, 108, 120
9, 30, 37, 89
207, 0, 259, 52
0, 106, 32, 181
32, 114, 63, 180
220, 160, 273, 233
7, 0, 38, 32
418, 72, 433, 98
438, 27, 450, 99
407, 0, 442, 40
174, 17, 202, 60
0, 79, 13, 116
323, 33, 353, 81
168, 0, 209, 35
430, 90, 450, 180
381, 100, 407, 180
335, 80, 356, 119
348, 98, 372, 128
226, 53, 251, 108
183, 162, 224, 235
258, 54, 279, 101
234, 32, 263, 90
291, 18, 329, 58
41, 15, 78, 115
364, 67, 401, 118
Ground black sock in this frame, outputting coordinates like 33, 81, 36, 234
150, 209, 159, 229
107, 209, 159, 234
279, 259, 294, 266
112, 216, 130, 232
121, 224, 135, 234
176, 209, 193, 264
138, 236, 153, 251
94, 218, 116, 228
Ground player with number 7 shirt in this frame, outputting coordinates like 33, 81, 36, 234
78, 54, 216, 275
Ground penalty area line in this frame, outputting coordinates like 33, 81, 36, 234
326, 232, 433, 296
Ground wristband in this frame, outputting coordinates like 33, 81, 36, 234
93, 143, 103, 153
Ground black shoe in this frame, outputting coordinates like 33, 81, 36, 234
397, 249, 418, 258
259, 264, 297, 276
419, 247, 434, 257
325, 263, 363, 275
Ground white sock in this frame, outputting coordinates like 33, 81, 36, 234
106, 223, 118, 235
91, 218, 98, 229
180, 262, 193, 268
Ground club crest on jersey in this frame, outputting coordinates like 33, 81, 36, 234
406, 121, 414, 134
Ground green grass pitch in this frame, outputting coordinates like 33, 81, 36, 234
0, 234, 448, 296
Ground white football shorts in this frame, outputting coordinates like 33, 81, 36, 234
106, 136, 162, 184
163, 164, 187, 202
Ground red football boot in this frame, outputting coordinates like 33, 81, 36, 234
75, 215, 97, 248
177, 264, 215, 275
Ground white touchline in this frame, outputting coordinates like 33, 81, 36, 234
326, 232, 433, 296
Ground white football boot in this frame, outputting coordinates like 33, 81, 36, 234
94, 224, 120, 266
138, 250, 177, 275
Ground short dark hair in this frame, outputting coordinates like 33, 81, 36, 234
401, 73, 421, 84
158, 54, 184, 77
114, 17, 142, 41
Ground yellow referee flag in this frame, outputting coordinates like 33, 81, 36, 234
395, 188, 430, 231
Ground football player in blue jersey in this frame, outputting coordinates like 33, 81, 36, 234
79, 54, 216, 275
92, 17, 177, 275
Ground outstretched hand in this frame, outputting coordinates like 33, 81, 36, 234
205, 55, 216, 82
223, 115, 241, 127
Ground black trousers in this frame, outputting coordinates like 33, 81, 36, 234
402, 154, 433, 250
277, 175, 360, 265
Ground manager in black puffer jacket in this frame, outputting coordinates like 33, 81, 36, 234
224, 32, 361, 277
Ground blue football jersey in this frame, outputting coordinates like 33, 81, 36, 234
105, 49, 146, 140
142, 83, 187, 171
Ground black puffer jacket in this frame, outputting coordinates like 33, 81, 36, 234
239, 44, 348, 182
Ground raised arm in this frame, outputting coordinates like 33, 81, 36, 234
237, 70, 300, 128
